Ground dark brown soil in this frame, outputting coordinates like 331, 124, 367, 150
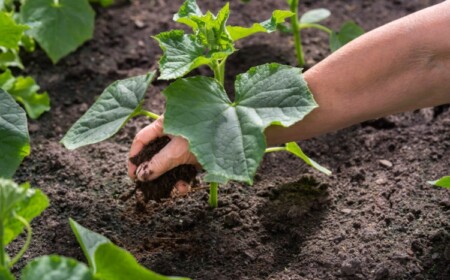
128, 136, 197, 204
11, 0, 449, 279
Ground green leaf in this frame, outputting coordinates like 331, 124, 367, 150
20, 34, 36, 53
227, 10, 294, 41
20, 0, 95, 63
285, 142, 331, 175
428, 176, 450, 188
61, 72, 155, 150
89, 0, 115, 7
4, 183, 49, 244
0, 12, 28, 49
157, 2, 235, 80
4, 188, 49, 245
0, 48, 23, 69
189, 4, 233, 50
154, 31, 212, 80
21, 255, 93, 280
300, 8, 331, 24
0, 89, 30, 178
173, 0, 202, 28
0, 69, 50, 119
164, 63, 317, 184
69, 219, 109, 272
0, 179, 49, 245
0, 266, 14, 280
94, 243, 189, 280
70, 220, 189, 279
329, 21, 364, 52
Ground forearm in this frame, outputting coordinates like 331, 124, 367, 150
266, 1, 450, 146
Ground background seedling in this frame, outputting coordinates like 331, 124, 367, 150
0, 178, 188, 279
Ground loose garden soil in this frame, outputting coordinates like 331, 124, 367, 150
11, 0, 449, 279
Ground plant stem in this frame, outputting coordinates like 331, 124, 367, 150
299, 23, 332, 34
9, 216, 32, 268
212, 59, 226, 86
265, 146, 287, 153
138, 110, 159, 120
0, 223, 5, 267
290, 0, 305, 66
209, 182, 219, 208
53, 0, 61, 7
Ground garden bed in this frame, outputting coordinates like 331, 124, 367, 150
12, 0, 449, 279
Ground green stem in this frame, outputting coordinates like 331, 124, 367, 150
299, 23, 332, 34
265, 146, 287, 153
53, 0, 61, 7
0, 222, 5, 268
290, 0, 305, 66
9, 215, 32, 268
209, 182, 219, 208
138, 110, 159, 120
211, 58, 226, 86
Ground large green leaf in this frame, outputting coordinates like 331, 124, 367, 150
94, 243, 189, 280
227, 10, 293, 41
69, 219, 109, 272
329, 21, 364, 52
164, 63, 317, 184
0, 89, 30, 178
20, 0, 95, 63
0, 179, 49, 245
61, 72, 155, 150
0, 12, 28, 49
428, 176, 450, 189
0, 70, 50, 119
21, 255, 93, 280
300, 8, 331, 24
154, 31, 212, 81
285, 142, 331, 175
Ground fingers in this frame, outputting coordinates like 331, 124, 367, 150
128, 116, 164, 179
135, 136, 198, 182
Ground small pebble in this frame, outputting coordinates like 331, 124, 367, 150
379, 160, 393, 168
341, 208, 352, 214
134, 19, 146, 29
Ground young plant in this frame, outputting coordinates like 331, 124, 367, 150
0, 11, 50, 119
272, 0, 364, 66
290, 0, 365, 66
62, 0, 331, 208
428, 176, 450, 189
0, 179, 188, 280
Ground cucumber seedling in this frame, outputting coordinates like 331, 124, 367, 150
62, 0, 331, 208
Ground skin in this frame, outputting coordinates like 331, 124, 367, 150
128, 1, 450, 191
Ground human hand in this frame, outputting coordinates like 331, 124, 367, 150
127, 116, 199, 192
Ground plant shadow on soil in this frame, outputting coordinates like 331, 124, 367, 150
125, 176, 330, 279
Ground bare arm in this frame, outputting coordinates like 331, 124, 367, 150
129, 1, 450, 182
266, 0, 450, 145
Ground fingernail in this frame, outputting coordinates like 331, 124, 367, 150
136, 162, 148, 181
